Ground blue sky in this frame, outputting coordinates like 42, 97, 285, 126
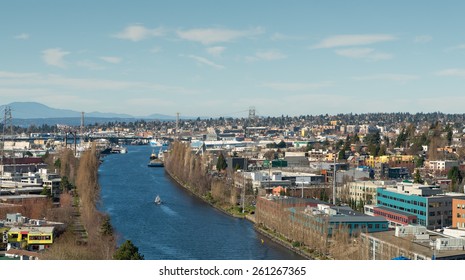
1, 1, 465, 118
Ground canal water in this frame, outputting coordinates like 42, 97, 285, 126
98, 145, 303, 260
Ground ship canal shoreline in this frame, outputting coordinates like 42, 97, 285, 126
164, 168, 312, 260
164, 169, 245, 219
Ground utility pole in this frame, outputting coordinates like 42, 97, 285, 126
301, 182, 304, 198
176, 112, 180, 139
80, 111, 85, 135
333, 150, 337, 205
242, 172, 245, 213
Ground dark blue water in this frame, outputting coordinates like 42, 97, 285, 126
98, 145, 303, 260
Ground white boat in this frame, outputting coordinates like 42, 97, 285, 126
154, 195, 161, 205
149, 139, 169, 148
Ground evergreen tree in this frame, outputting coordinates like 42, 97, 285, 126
113, 240, 144, 260
447, 166, 463, 192
60, 176, 73, 192
216, 153, 227, 171
414, 170, 424, 184
415, 157, 425, 168
100, 215, 114, 236
338, 150, 345, 160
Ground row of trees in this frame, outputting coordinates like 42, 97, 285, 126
256, 197, 418, 260
41, 146, 143, 260
164, 142, 243, 211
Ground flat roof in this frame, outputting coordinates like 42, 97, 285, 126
330, 215, 387, 223
6, 249, 40, 258
0, 194, 47, 201
364, 230, 465, 259
9, 226, 54, 234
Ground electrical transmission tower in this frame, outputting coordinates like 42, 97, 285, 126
248, 106, 256, 121
1, 106, 14, 177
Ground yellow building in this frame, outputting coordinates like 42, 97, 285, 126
365, 155, 414, 167
7, 226, 54, 251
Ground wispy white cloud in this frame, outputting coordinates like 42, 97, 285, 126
0, 71, 197, 94
113, 24, 165, 42
246, 50, 287, 62
352, 74, 419, 82
99, 56, 122, 64
206, 46, 226, 57
0, 71, 39, 78
335, 48, 393, 61
260, 81, 333, 91
177, 27, 264, 45
414, 35, 432, 43
313, 34, 396, 49
436, 68, 465, 78
445, 44, 465, 52
42, 48, 70, 68
185, 55, 224, 69
14, 33, 30, 40
76, 60, 105, 70
255, 50, 287, 61
270, 32, 304, 41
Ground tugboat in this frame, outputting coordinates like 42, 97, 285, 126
148, 150, 164, 167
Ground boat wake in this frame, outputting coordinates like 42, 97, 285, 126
160, 204, 178, 217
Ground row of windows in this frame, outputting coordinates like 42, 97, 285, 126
374, 211, 409, 223
457, 204, 465, 209
378, 194, 426, 206
430, 210, 452, 216
351, 186, 376, 192
333, 223, 387, 230
430, 201, 452, 207
29, 235, 52, 241
377, 201, 426, 216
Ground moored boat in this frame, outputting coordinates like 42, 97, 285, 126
148, 160, 164, 167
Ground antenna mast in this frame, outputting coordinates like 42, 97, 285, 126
80, 111, 85, 135
176, 112, 180, 139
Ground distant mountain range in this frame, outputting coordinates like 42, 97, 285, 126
0, 102, 180, 126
